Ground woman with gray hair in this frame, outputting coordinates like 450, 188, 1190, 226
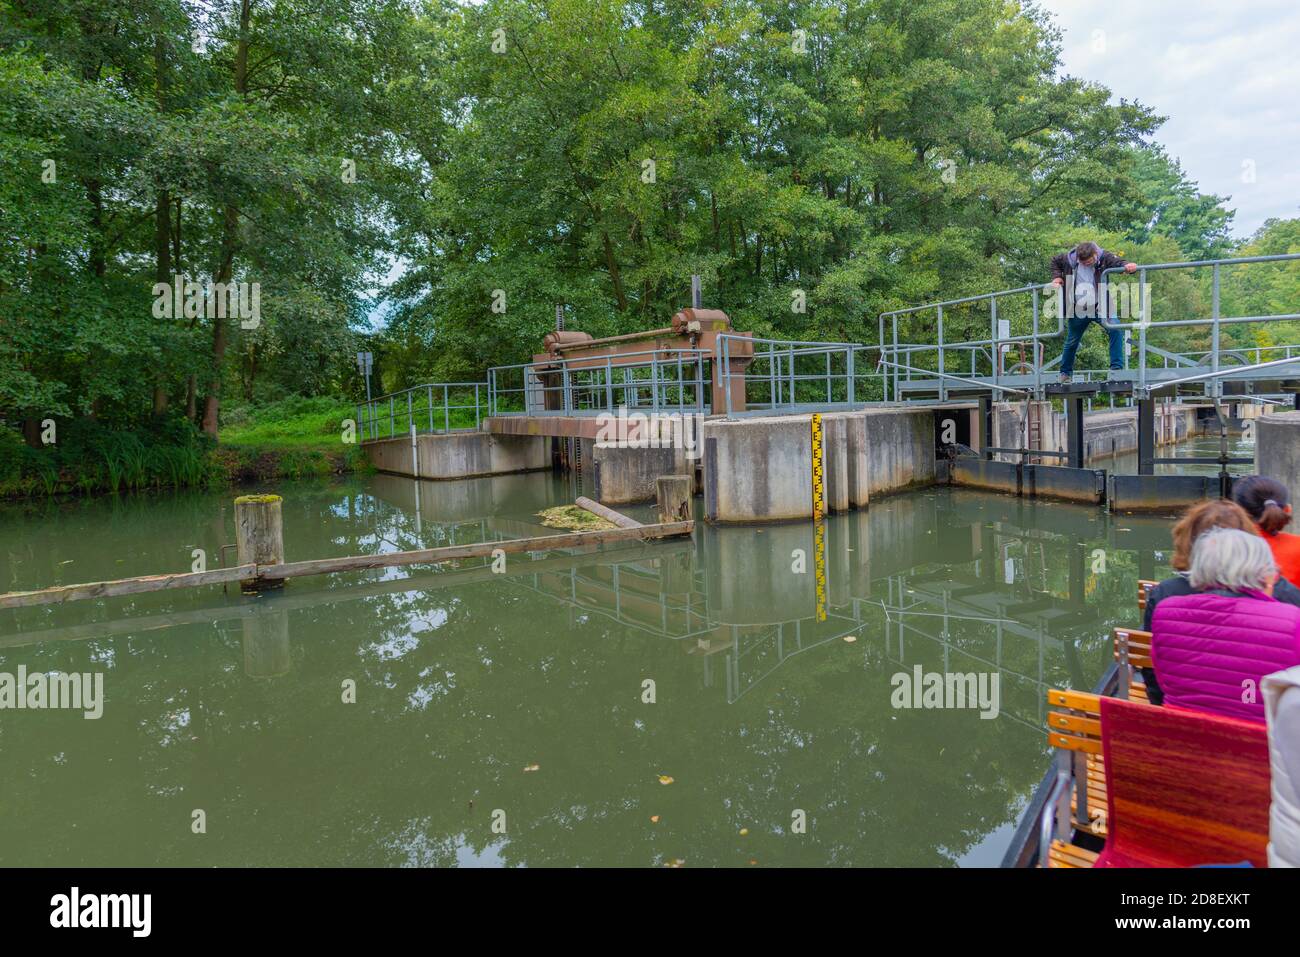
1151, 527, 1300, 723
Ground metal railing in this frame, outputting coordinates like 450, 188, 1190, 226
487, 348, 709, 417
878, 253, 1300, 398
356, 382, 487, 441
717, 334, 892, 417
879, 283, 1065, 399
1098, 253, 1300, 393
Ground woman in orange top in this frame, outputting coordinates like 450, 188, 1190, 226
1234, 475, 1300, 588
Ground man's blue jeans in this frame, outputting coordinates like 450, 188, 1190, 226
1060, 315, 1124, 375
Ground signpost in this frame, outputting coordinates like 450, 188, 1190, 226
356, 351, 373, 402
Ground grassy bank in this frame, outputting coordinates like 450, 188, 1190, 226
216, 396, 370, 483
0, 397, 370, 500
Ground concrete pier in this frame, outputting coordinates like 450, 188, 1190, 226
1256, 410, 1300, 495
593, 443, 695, 506
701, 408, 937, 523
363, 431, 549, 480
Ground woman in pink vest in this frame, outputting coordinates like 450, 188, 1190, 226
1151, 527, 1300, 723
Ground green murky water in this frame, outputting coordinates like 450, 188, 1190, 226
0, 467, 1181, 867
1096, 432, 1256, 477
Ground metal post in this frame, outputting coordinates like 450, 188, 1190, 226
697, 352, 706, 414
1138, 268, 1149, 392
691, 274, 702, 309
1211, 263, 1221, 397
1137, 396, 1155, 475
937, 305, 945, 377
990, 299, 998, 388
681, 351, 691, 410
427, 385, 434, 432
444, 385, 450, 433
768, 345, 776, 410
847, 348, 856, 407
892, 318, 900, 402
1066, 395, 1084, 469
788, 345, 795, 407
978, 395, 992, 460
1031, 292, 1041, 394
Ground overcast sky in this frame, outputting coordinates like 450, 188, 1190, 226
1036, 0, 1300, 239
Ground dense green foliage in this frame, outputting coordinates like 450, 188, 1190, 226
2, 0, 1296, 496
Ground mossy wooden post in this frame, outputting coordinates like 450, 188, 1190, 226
656, 475, 693, 524
235, 494, 285, 594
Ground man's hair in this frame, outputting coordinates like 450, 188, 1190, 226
1074, 241, 1100, 260
1188, 527, 1277, 593
1170, 499, 1257, 571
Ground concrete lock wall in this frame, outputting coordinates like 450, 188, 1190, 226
592, 442, 696, 505
363, 431, 550, 480
845, 408, 937, 507
1257, 411, 1300, 496
701, 408, 935, 523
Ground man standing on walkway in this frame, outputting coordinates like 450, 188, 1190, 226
1050, 241, 1138, 383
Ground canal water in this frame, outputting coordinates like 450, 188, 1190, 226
0, 463, 1194, 867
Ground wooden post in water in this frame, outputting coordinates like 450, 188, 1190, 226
235, 494, 285, 594
656, 475, 693, 524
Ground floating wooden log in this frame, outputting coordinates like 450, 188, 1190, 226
574, 496, 642, 529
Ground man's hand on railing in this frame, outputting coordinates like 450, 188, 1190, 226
1124, 262, 1138, 274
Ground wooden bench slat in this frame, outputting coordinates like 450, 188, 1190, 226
1046, 688, 1103, 713
1048, 711, 1102, 736
1047, 731, 1103, 754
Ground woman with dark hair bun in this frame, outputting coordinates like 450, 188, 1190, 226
1234, 475, 1300, 588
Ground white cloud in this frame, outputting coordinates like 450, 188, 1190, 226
1036, 0, 1300, 237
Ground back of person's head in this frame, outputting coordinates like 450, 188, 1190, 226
1170, 499, 1256, 572
1188, 527, 1277, 593
1074, 241, 1100, 260
1232, 474, 1293, 536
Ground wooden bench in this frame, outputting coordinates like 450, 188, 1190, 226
1113, 627, 1153, 702
1042, 690, 1271, 867
1137, 579, 1157, 616
1043, 688, 1106, 864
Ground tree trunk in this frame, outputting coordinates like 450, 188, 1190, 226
201, 0, 251, 439
152, 188, 171, 416
601, 230, 628, 312
22, 418, 42, 449
151, 28, 170, 416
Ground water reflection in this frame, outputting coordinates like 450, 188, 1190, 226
0, 475, 1173, 866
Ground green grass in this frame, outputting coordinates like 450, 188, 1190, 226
219, 396, 357, 450
1, 396, 372, 500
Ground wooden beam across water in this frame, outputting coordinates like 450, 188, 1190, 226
0, 565, 257, 610
0, 521, 694, 611
257, 521, 691, 581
